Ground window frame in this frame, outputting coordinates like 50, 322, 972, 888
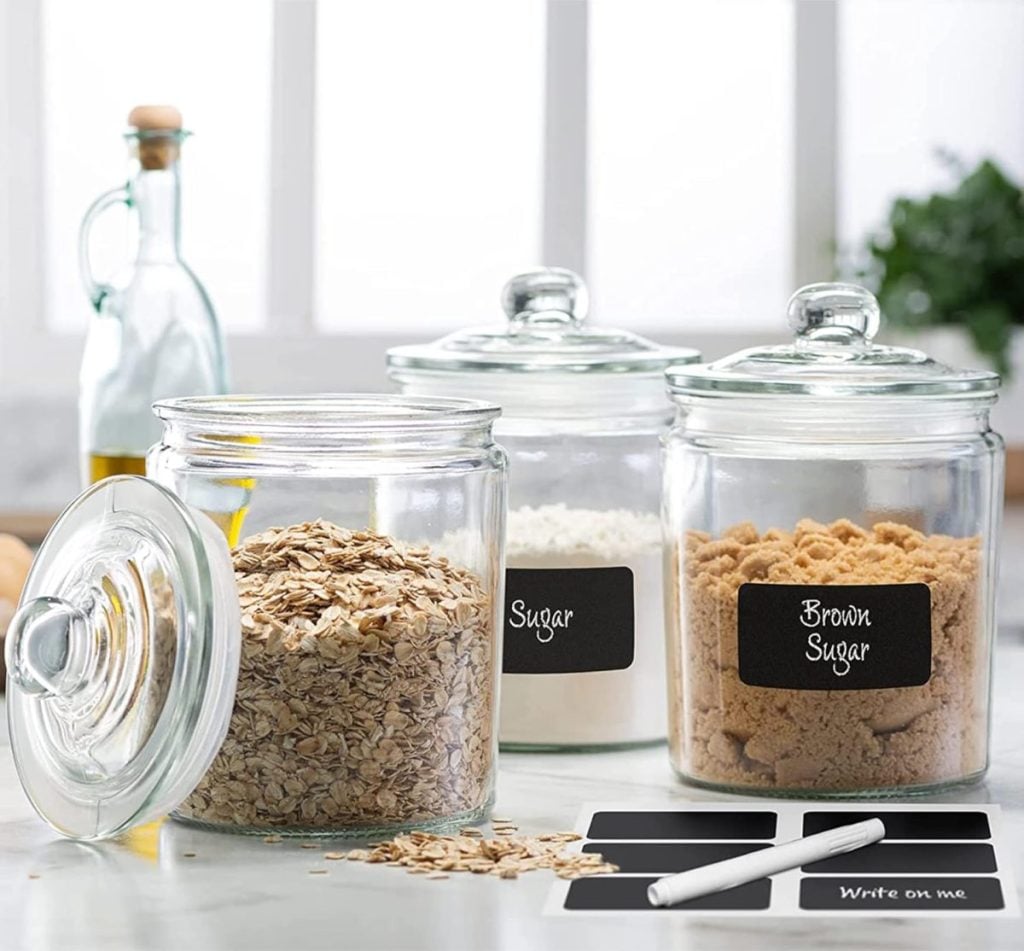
0, 0, 837, 398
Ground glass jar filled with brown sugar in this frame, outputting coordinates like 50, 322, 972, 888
662, 283, 1004, 796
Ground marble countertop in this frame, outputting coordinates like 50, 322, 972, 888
1, 633, 1021, 951
2, 511, 1024, 950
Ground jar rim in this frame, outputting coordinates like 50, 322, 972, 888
153, 394, 502, 433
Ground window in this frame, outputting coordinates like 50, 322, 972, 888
589, 0, 794, 330
315, 0, 545, 332
4, 0, 1024, 398
839, 0, 1024, 264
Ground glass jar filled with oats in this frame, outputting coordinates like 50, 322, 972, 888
5, 395, 506, 839
663, 283, 1003, 797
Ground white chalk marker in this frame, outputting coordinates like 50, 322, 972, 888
647, 817, 885, 907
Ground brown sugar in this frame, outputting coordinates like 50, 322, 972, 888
669, 518, 988, 793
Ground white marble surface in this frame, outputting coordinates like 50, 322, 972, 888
0, 629, 1021, 951
3, 506, 1024, 950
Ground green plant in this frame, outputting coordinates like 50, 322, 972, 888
862, 155, 1024, 378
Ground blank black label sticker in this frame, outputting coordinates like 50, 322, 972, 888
800, 877, 1004, 911
738, 583, 932, 690
587, 811, 777, 841
803, 811, 991, 840
502, 567, 634, 674
566, 876, 771, 911
582, 842, 769, 873
802, 843, 996, 874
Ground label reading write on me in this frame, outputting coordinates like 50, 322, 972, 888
502, 567, 635, 674
737, 582, 932, 690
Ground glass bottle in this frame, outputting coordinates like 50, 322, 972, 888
78, 105, 227, 487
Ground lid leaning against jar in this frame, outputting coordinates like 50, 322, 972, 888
387, 268, 700, 412
4, 476, 240, 840
667, 282, 1000, 400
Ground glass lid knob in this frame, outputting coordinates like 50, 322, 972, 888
501, 267, 589, 330
787, 282, 880, 349
6, 597, 90, 698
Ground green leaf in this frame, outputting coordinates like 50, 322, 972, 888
963, 303, 1014, 378
858, 155, 1024, 375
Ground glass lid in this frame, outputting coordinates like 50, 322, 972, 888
666, 282, 1001, 398
5, 476, 240, 840
387, 267, 700, 375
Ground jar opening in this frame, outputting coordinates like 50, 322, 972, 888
153, 394, 501, 435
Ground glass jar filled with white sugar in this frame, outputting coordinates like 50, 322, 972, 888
388, 268, 700, 750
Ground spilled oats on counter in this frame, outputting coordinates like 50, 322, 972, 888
342, 826, 618, 880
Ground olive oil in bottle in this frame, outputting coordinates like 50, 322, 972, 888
79, 105, 227, 487
87, 453, 148, 483
207, 502, 251, 549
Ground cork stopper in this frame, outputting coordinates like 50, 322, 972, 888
127, 105, 184, 171
128, 105, 182, 131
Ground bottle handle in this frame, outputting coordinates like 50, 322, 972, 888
78, 184, 132, 311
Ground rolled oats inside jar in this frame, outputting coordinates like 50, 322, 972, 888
176, 521, 496, 831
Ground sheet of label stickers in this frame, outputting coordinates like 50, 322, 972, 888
544, 802, 1019, 918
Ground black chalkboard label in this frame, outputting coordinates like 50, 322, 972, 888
803, 811, 991, 840
502, 567, 634, 674
803, 843, 996, 874
582, 842, 770, 873
738, 583, 931, 690
566, 876, 771, 911
587, 810, 777, 841
800, 877, 1004, 911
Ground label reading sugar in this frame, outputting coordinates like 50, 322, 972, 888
737, 583, 931, 690
502, 567, 634, 674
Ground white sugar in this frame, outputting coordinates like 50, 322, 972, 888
501, 504, 666, 748
506, 504, 662, 560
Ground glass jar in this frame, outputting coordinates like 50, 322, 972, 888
663, 283, 1003, 797
5, 395, 506, 839
388, 268, 699, 750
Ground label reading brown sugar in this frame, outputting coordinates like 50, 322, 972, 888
737, 583, 932, 690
